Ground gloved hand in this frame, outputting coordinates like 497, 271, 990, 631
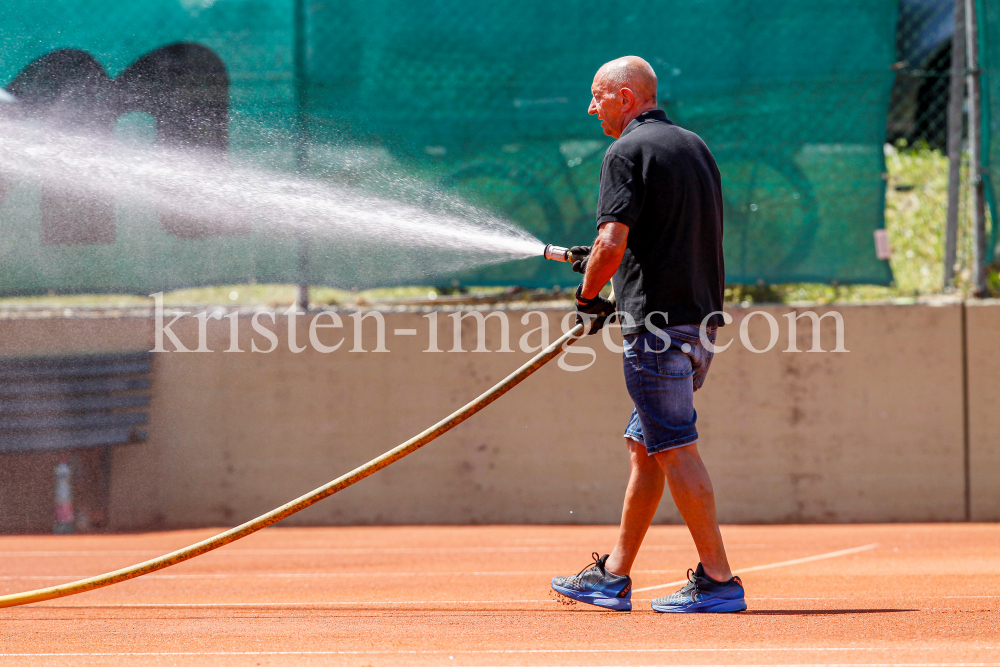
569, 246, 591, 274
575, 284, 615, 335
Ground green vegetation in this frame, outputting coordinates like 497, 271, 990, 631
884, 141, 956, 295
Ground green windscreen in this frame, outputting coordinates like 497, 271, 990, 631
978, 0, 1000, 258
0, 0, 897, 294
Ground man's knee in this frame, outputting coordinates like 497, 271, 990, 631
654, 441, 701, 470
626, 437, 661, 470
655, 443, 715, 491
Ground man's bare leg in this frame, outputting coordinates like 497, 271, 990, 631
656, 443, 733, 581
605, 438, 665, 576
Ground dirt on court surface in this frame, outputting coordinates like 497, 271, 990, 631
0, 523, 996, 666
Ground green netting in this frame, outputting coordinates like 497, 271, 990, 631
0, 0, 897, 295
978, 0, 1000, 260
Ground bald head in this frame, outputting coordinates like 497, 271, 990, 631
595, 56, 658, 105
588, 56, 659, 138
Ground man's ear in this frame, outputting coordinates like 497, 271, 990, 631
620, 87, 635, 110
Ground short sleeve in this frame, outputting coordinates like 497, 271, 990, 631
596, 151, 644, 227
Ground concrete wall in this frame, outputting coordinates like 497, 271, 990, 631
0, 302, 993, 531
967, 301, 1000, 521
702, 304, 965, 523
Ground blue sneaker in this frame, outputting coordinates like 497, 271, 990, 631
550, 552, 632, 611
651, 563, 746, 613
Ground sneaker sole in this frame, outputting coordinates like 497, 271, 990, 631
550, 583, 632, 611
651, 597, 746, 613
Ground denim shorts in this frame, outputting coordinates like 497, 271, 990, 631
623, 324, 717, 455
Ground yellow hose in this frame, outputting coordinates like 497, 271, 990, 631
0, 322, 586, 609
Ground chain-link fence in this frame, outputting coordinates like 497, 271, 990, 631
881, 0, 1000, 296
0, 0, 912, 296
888, 0, 954, 150
882, 0, 960, 295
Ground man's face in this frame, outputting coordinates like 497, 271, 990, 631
588, 75, 625, 139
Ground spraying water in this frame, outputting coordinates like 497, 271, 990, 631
0, 115, 546, 289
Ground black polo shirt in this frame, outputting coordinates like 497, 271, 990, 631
596, 109, 725, 334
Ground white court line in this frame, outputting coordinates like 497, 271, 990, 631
27, 599, 918, 608
749, 596, 989, 601
0, 648, 996, 655
23, 595, 995, 605
25, 542, 885, 607
0, 663, 997, 667
0, 647, 996, 657
6, 663, 996, 667
634, 543, 880, 593
751, 596, 996, 600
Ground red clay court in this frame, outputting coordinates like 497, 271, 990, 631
0, 523, 996, 665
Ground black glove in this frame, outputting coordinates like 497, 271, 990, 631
569, 246, 591, 274
575, 284, 615, 335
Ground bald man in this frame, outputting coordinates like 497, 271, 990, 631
550, 57, 745, 613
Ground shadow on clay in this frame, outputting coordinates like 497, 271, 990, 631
740, 608, 918, 615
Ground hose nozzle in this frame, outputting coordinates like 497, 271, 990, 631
543, 244, 587, 263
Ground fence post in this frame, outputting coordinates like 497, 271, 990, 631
945, 0, 966, 289
294, 0, 310, 311
966, 0, 988, 295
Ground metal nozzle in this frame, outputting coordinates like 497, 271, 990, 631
543, 244, 571, 262
544, 243, 589, 263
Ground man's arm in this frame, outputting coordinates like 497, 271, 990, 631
578, 221, 629, 302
